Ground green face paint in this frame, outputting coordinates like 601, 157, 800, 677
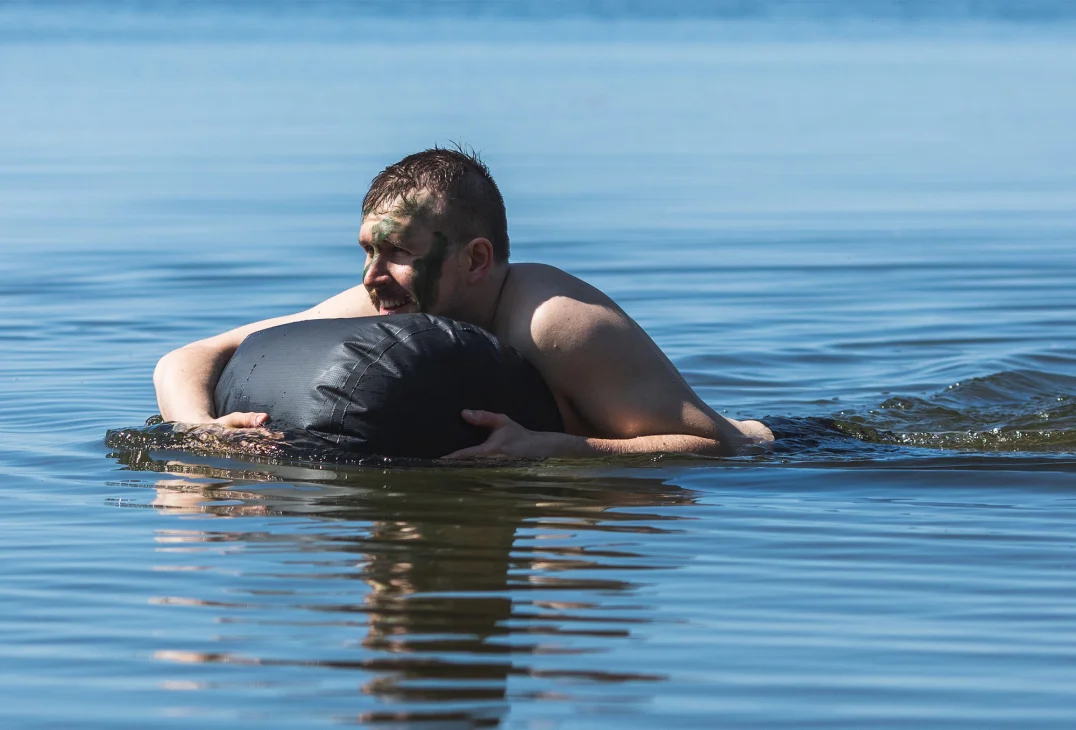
363, 215, 402, 283
371, 216, 401, 245
362, 197, 445, 311
395, 194, 427, 219
411, 231, 450, 313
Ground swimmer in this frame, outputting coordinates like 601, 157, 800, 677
154, 147, 774, 457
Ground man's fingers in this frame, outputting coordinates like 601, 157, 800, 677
238, 427, 285, 440
225, 426, 284, 441
214, 411, 269, 429
443, 444, 495, 459
183, 423, 283, 441
461, 409, 510, 428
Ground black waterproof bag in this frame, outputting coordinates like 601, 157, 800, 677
214, 314, 564, 458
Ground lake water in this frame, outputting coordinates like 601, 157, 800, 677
4, 2, 1076, 727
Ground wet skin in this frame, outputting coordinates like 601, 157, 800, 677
363, 216, 401, 287
411, 231, 449, 313
154, 187, 776, 453
361, 199, 451, 314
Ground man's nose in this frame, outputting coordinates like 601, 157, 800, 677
363, 255, 388, 287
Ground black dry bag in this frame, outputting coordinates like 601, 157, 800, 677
214, 314, 564, 458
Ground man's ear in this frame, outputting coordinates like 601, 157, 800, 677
462, 237, 494, 284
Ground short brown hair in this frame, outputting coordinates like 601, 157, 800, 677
362, 146, 510, 262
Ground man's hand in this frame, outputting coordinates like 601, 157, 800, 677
173, 412, 275, 438
173, 412, 284, 453
170, 411, 271, 433
209, 412, 270, 429
445, 408, 763, 460
445, 410, 570, 459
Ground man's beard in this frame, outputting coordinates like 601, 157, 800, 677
367, 285, 417, 314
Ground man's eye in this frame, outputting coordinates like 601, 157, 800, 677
392, 246, 409, 255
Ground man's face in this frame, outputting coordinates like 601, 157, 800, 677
359, 195, 457, 316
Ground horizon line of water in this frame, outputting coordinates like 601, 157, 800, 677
5, 0, 1076, 46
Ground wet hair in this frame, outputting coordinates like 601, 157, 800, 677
362, 146, 510, 263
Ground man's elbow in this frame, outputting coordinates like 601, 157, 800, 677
152, 343, 221, 416
153, 343, 197, 386
153, 347, 180, 394
153, 347, 186, 418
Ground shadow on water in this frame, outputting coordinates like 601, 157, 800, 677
106, 447, 695, 726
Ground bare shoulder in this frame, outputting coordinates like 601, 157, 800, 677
507, 262, 612, 303
501, 263, 721, 439
191, 284, 375, 351
255, 284, 376, 337
498, 264, 770, 447
502, 263, 632, 354
500, 263, 667, 405
303, 284, 377, 319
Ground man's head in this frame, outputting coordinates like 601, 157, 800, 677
359, 147, 509, 319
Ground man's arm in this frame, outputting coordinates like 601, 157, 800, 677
451, 410, 738, 457
154, 285, 374, 425
449, 290, 772, 459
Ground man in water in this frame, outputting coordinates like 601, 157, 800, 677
154, 147, 773, 457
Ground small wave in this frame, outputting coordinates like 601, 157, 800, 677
105, 369, 1076, 474
829, 369, 1076, 453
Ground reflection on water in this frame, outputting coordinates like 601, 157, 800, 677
92, 445, 1076, 727
112, 451, 692, 724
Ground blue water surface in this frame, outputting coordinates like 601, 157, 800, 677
3, 2, 1076, 727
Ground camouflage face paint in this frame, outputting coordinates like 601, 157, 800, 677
411, 231, 450, 313
363, 197, 444, 310
363, 215, 402, 282
371, 216, 401, 245
395, 193, 427, 219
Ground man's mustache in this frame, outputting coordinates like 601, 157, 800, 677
367, 285, 415, 305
